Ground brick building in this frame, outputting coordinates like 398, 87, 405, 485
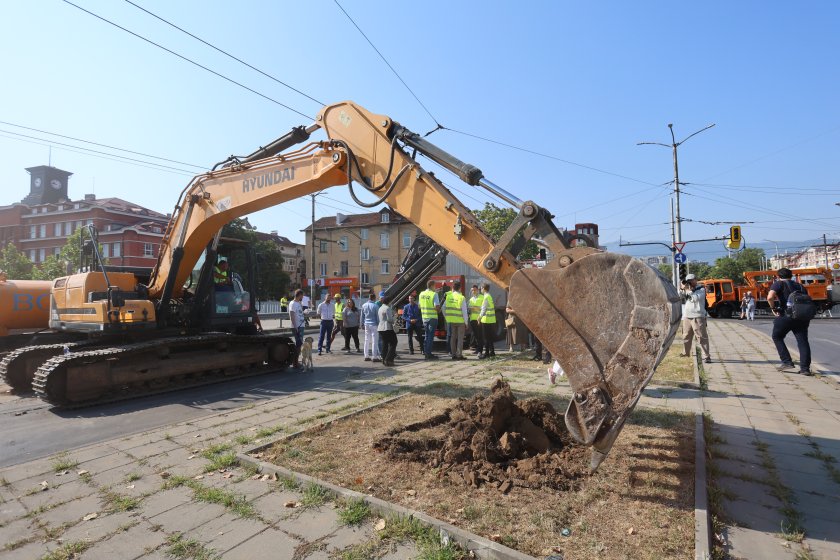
256, 230, 306, 290
0, 165, 170, 270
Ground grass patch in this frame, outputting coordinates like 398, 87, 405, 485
255, 425, 284, 439
125, 472, 142, 482
101, 490, 140, 512
380, 515, 467, 559
204, 452, 238, 473
234, 434, 255, 446
166, 533, 220, 560
201, 443, 232, 458
277, 475, 300, 491
337, 498, 371, 526
40, 540, 92, 560
653, 344, 696, 384
301, 483, 331, 507
164, 477, 255, 518
51, 453, 79, 473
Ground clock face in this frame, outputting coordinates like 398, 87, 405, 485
34, 177, 42, 188
50, 179, 62, 190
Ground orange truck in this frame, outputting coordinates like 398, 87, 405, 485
700, 267, 838, 318
0, 274, 52, 337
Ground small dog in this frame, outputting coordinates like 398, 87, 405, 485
300, 336, 314, 372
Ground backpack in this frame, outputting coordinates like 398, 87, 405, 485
784, 280, 817, 321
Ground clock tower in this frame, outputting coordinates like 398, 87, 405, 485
22, 166, 72, 205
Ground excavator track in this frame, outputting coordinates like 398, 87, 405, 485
31, 333, 296, 408
1, 340, 104, 393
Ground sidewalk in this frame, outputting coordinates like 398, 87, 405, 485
702, 320, 840, 560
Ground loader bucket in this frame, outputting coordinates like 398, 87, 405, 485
509, 252, 681, 470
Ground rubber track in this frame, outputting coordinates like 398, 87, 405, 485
31, 333, 295, 408
0, 340, 103, 392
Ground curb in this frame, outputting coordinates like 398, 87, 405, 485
237, 394, 534, 560
693, 347, 711, 560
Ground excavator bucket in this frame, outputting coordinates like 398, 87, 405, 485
509, 252, 681, 470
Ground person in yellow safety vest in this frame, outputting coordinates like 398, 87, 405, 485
418, 279, 441, 360
478, 283, 496, 359
213, 260, 232, 292
467, 284, 485, 354
331, 294, 345, 346
280, 296, 289, 312
444, 281, 470, 360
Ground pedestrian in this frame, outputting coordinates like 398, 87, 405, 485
378, 296, 398, 366
742, 291, 756, 321
316, 293, 335, 355
680, 274, 711, 363
505, 297, 528, 352
361, 292, 380, 362
478, 283, 497, 359
402, 295, 425, 355
467, 284, 484, 354
342, 298, 361, 352
288, 289, 306, 369
301, 293, 311, 312
444, 281, 469, 360
767, 268, 814, 375
418, 280, 441, 360
533, 337, 551, 364
330, 293, 344, 345
279, 295, 288, 312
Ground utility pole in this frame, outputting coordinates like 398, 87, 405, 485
824, 233, 831, 269
310, 194, 317, 303
670, 198, 677, 287
638, 123, 715, 286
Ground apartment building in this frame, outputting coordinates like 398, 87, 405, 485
256, 230, 306, 289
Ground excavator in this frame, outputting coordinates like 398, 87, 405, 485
0, 101, 680, 469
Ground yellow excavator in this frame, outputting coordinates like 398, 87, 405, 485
1, 101, 680, 468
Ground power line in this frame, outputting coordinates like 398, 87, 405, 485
122, 0, 324, 107
332, 0, 441, 128
60, 0, 314, 121
687, 182, 840, 196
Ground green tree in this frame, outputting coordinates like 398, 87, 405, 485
31, 255, 67, 281
710, 248, 765, 284
0, 243, 34, 279
472, 203, 539, 260
29, 228, 105, 281
221, 219, 289, 300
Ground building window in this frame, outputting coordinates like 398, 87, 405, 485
361, 247, 370, 261
339, 236, 348, 252
380, 232, 390, 249
319, 263, 327, 276
38, 248, 46, 262
74, 203, 80, 209
403, 232, 411, 248
361, 272, 369, 284
143, 243, 154, 257
319, 240, 329, 253
54, 247, 61, 256
64, 222, 71, 236
360, 228, 368, 240
112, 242, 121, 257
381, 213, 390, 224
40, 207, 47, 213
87, 219, 94, 226
75, 221, 83, 231
340, 261, 349, 276
30, 225, 36, 239
57, 205, 63, 211
29, 250, 35, 261
102, 244, 110, 258
40, 224, 46, 238
381, 259, 389, 274
54, 223, 62, 237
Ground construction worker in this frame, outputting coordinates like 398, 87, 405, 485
279, 295, 289, 312
330, 293, 344, 345
478, 283, 496, 359
418, 279, 441, 360
467, 284, 484, 354
444, 281, 469, 360
213, 260, 230, 288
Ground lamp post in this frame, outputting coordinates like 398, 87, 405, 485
763, 239, 780, 270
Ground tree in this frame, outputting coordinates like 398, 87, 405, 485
710, 248, 765, 284
0, 243, 34, 279
30, 228, 105, 281
31, 255, 67, 281
221, 219, 289, 300
472, 203, 539, 260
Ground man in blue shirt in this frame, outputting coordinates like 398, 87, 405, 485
767, 268, 813, 375
402, 295, 425, 355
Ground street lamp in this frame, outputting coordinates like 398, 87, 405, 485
763, 239, 780, 270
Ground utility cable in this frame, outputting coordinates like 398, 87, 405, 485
60, 0, 314, 121
332, 0, 441, 129
122, 0, 324, 106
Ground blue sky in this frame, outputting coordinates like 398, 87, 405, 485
2, 1, 839, 262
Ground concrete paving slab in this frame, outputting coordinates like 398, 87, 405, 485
250, 489, 307, 520
0, 497, 28, 525
0, 516, 38, 549
186, 512, 267, 553
137, 486, 192, 519
276, 505, 341, 540
0, 539, 50, 559
725, 526, 797, 560
80, 520, 167, 560
324, 522, 374, 553
36, 493, 102, 527
58, 510, 139, 544
147, 501, 226, 534
221, 526, 298, 559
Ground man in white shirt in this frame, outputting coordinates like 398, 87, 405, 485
316, 294, 335, 355
680, 274, 711, 363
288, 289, 306, 369
301, 293, 311, 311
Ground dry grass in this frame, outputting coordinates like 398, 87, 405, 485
263, 392, 695, 559
653, 344, 696, 384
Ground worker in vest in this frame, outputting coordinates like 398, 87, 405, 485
330, 293, 345, 346
213, 260, 230, 286
444, 281, 469, 360
280, 296, 289, 312
478, 283, 496, 359
418, 279, 441, 360
467, 284, 484, 354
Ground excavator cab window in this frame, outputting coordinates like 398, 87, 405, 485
211, 244, 253, 317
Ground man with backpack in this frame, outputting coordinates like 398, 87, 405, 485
767, 267, 815, 375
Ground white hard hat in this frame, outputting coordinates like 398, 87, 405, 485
685, 274, 696, 281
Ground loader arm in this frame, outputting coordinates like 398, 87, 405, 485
147, 101, 680, 468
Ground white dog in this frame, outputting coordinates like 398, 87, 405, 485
300, 336, 314, 372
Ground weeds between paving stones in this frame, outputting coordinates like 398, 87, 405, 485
39, 540, 92, 560
265, 380, 695, 558
166, 533, 221, 560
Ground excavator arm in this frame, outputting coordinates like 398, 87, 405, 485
147, 101, 680, 468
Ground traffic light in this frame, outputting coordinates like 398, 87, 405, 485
678, 264, 687, 283
730, 225, 741, 244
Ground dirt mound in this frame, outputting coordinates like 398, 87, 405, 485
374, 380, 589, 491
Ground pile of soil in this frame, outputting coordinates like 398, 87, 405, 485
374, 380, 589, 492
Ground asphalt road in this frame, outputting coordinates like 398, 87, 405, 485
740, 317, 840, 376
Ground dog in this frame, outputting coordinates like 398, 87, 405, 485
300, 336, 314, 372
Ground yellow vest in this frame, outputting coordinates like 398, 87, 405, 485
480, 293, 496, 324
335, 301, 344, 317
444, 291, 465, 324
418, 289, 437, 320
468, 294, 484, 322
213, 266, 228, 284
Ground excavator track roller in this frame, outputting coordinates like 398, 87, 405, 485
509, 252, 681, 470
